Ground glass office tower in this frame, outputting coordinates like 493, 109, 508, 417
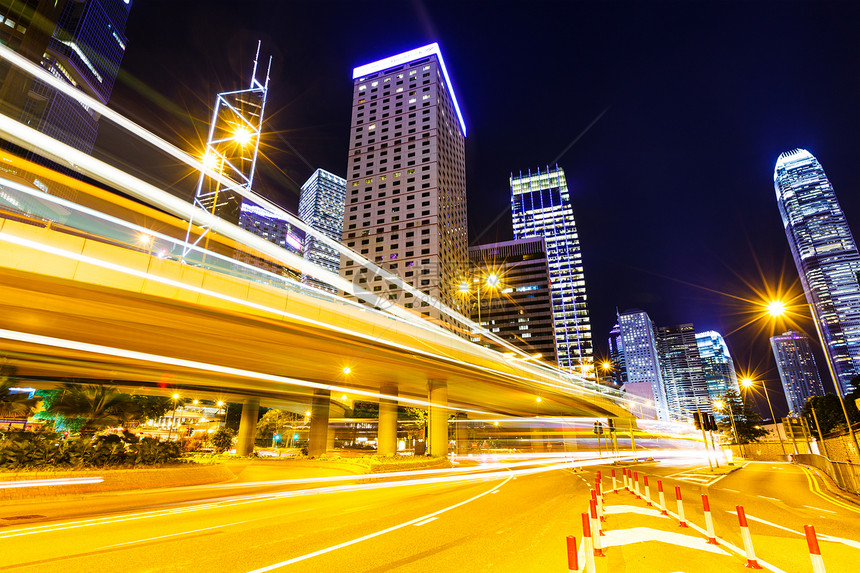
770, 331, 825, 414
510, 166, 593, 377
774, 149, 860, 395
657, 323, 711, 419
299, 168, 346, 292
618, 308, 668, 421
695, 330, 740, 400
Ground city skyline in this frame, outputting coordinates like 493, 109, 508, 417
90, 1, 858, 417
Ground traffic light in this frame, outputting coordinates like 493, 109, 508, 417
274, 434, 281, 441
593, 421, 599, 435
707, 414, 717, 432
693, 412, 702, 430
607, 418, 615, 432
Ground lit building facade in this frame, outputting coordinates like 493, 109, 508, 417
695, 330, 740, 400
657, 323, 711, 419
299, 168, 346, 292
608, 323, 627, 387
340, 44, 468, 329
467, 238, 557, 363
775, 149, 860, 395
239, 202, 303, 254
618, 309, 668, 420
510, 166, 593, 376
770, 331, 826, 414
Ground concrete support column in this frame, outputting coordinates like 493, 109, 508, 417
308, 389, 331, 457
428, 381, 449, 458
236, 398, 260, 456
378, 384, 398, 457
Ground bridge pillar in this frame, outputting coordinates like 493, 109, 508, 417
236, 398, 260, 456
428, 381, 449, 458
378, 384, 398, 456
308, 389, 331, 457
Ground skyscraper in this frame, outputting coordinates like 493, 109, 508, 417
770, 331, 826, 414
299, 168, 346, 292
657, 324, 711, 419
236, 202, 303, 279
510, 166, 593, 376
467, 238, 556, 363
340, 44, 468, 328
618, 309, 668, 420
775, 149, 860, 395
608, 323, 627, 387
695, 330, 740, 400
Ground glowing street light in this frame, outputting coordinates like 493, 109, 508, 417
342, 366, 351, 375
766, 299, 786, 317
740, 376, 786, 455
233, 125, 253, 146
459, 272, 503, 327
168, 393, 180, 441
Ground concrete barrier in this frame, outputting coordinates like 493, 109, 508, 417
0, 463, 235, 502
794, 453, 860, 495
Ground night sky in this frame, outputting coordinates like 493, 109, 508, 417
96, 1, 860, 419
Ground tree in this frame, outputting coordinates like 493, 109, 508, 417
129, 395, 175, 423
0, 365, 41, 429
46, 383, 141, 436
209, 428, 235, 453
255, 409, 300, 441
802, 393, 860, 436
715, 388, 768, 443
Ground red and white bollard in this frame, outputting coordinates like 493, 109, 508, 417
657, 480, 668, 515
623, 468, 629, 491
736, 505, 762, 569
633, 471, 641, 498
804, 525, 826, 573
675, 486, 688, 528
582, 513, 597, 573
643, 475, 652, 506
702, 494, 718, 545
566, 535, 579, 573
591, 489, 605, 523
595, 479, 605, 518
611, 468, 618, 493
590, 498, 606, 556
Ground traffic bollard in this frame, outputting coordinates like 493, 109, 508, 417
702, 494, 717, 545
736, 505, 762, 569
623, 468, 629, 491
675, 486, 688, 527
582, 513, 597, 573
591, 489, 605, 524
643, 475, 652, 506
566, 535, 579, 573
657, 480, 668, 515
633, 471, 641, 498
804, 525, 826, 573
595, 479, 605, 518
611, 468, 618, 493
590, 498, 606, 555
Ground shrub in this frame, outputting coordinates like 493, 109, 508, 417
208, 428, 235, 453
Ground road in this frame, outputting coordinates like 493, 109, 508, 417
1, 458, 858, 572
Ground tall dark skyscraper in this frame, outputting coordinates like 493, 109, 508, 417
608, 323, 627, 387
467, 238, 557, 363
775, 149, 860, 395
770, 331, 825, 414
618, 308, 668, 421
340, 44, 468, 328
510, 166, 593, 377
657, 323, 711, 419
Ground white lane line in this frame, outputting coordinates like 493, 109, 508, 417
726, 511, 799, 535
602, 527, 728, 555
412, 517, 438, 527
246, 475, 512, 572
759, 495, 781, 502
101, 520, 249, 548
721, 488, 740, 494
803, 505, 836, 514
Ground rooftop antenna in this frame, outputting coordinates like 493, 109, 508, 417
184, 40, 272, 257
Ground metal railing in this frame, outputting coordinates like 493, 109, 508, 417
794, 453, 860, 495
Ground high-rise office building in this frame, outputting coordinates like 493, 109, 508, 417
770, 331, 826, 414
237, 202, 303, 278
340, 44, 468, 328
467, 238, 557, 363
775, 149, 860, 395
299, 168, 346, 292
657, 323, 711, 419
695, 330, 740, 400
618, 309, 668, 421
510, 166, 593, 376
608, 323, 627, 387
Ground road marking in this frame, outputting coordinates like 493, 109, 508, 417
412, 517, 438, 527
721, 488, 740, 494
759, 495, 781, 502
246, 475, 513, 572
602, 527, 728, 555
799, 466, 860, 515
819, 533, 860, 549
604, 505, 669, 518
726, 511, 798, 535
102, 520, 249, 548
803, 505, 835, 514
726, 510, 860, 551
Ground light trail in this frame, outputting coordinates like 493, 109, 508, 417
101, 519, 251, 548
0, 477, 104, 489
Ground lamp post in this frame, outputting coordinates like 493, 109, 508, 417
167, 393, 180, 441
715, 398, 743, 458
741, 377, 786, 456
459, 272, 501, 330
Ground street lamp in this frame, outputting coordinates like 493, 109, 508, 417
714, 397, 743, 457
233, 125, 253, 146
741, 376, 787, 455
168, 393, 180, 441
459, 272, 502, 328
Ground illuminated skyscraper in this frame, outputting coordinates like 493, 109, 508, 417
607, 323, 627, 387
774, 149, 860, 395
618, 309, 668, 421
770, 331, 825, 414
340, 44, 468, 328
299, 168, 346, 292
510, 166, 593, 376
657, 323, 710, 419
695, 330, 740, 400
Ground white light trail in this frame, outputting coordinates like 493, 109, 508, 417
0, 477, 104, 489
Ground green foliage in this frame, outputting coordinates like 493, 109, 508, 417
255, 409, 300, 441
0, 428, 185, 469
46, 383, 141, 436
351, 401, 378, 418
802, 392, 860, 436
0, 365, 41, 423
715, 388, 769, 443
129, 395, 174, 422
209, 428, 235, 453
